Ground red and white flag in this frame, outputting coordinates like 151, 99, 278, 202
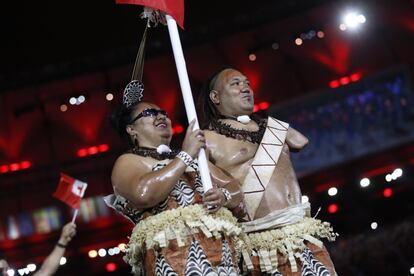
53, 173, 88, 209
116, 0, 185, 29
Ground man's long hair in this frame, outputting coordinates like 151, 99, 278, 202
198, 67, 232, 128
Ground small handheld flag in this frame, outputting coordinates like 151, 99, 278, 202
53, 173, 88, 222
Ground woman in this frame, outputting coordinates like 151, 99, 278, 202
107, 100, 246, 275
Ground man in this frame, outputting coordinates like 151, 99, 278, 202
199, 68, 337, 275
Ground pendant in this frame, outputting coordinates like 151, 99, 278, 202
157, 144, 172, 154
237, 115, 251, 124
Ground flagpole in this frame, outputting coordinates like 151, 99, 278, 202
165, 15, 213, 192
71, 209, 78, 223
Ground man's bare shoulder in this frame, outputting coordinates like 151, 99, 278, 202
204, 129, 222, 140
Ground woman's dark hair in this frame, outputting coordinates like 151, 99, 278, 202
110, 103, 139, 149
198, 67, 232, 128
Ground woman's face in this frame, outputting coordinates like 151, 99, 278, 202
127, 102, 172, 147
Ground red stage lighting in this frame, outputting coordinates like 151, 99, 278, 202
98, 144, 109, 153
328, 203, 338, 214
175, 125, 184, 134
88, 146, 99, 155
350, 73, 361, 82
77, 149, 88, 157
383, 188, 393, 198
329, 80, 340, 89
0, 165, 9, 173
20, 161, 32, 169
253, 105, 259, 113
9, 163, 20, 171
258, 102, 270, 110
339, 77, 350, 85
106, 263, 117, 272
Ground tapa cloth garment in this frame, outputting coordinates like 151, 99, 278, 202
241, 117, 289, 220
106, 160, 242, 275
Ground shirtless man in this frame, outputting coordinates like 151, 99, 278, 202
200, 68, 337, 275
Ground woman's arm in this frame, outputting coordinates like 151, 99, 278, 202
112, 154, 188, 208
112, 120, 206, 209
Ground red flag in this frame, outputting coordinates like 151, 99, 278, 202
53, 173, 88, 209
116, 0, 185, 29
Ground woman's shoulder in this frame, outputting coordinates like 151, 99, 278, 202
112, 153, 153, 178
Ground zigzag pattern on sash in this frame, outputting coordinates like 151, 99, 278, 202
171, 180, 194, 207
245, 118, 288, 195
300, 247, 330, 276
184, 239, 216, 276
155, 254, 178, 276
217, 240, 238, 276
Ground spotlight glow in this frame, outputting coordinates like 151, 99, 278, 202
383, 188, 393, 198
69, 97, 77, 105
344, 12, 360, 28
317, 31, 325, 38
27, 264, 36, 272
371, 222, 378, 230
106, 262, 117, 272
393, 168, 403, 178
118, 243, 127, 252
357, 14, 366, 24
410, 267, 414, 274
385, 174, 392, 182
78, 95, 86, 103
328, 203, 338, 214
248, 54, 256, 62
7, 269, 15, 276
339, 23, 347, 31
106, 93, 114, 101
88, 250, 98, 258
295, 38, 303, 46
328, 187, 338, 196
98, 248, 107, 257
360, 178, 370, 188
60, 104, 68, 112
341, 11, 366, 31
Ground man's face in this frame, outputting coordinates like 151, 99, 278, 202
210, 69, 254, 117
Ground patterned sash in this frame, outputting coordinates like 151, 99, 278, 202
242, 117, 289, 219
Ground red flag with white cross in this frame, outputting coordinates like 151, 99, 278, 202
53, 173, 88, 209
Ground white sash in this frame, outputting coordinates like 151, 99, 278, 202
241, 202, 310, 233
242, 117, 289, 219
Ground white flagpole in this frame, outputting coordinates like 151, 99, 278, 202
165, 15, 213, 192
71, 209, 78, 223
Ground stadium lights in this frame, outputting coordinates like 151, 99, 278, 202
339, 11, 366, 31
